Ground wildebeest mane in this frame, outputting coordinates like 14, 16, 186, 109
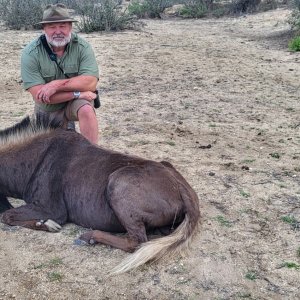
0, 114, 62, 148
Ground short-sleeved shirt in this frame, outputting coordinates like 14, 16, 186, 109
21, 33, 99, 112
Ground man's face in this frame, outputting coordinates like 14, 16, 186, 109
43, 22, 72, 48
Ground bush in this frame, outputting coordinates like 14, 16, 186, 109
128, 0, 174, 18
179, 0, 212, 18
74, 0, 141, 32
288, 1, 300, 31
230, 0, 261, 14
128, 1, 149, 18
291, 0, 300, 10
0, 0, 139, 32
288, 36, 300, 51
0, 0, 43, 30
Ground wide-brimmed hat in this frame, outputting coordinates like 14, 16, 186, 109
39, 3, 77, 24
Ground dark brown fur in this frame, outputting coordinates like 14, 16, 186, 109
0, 116, 200, 273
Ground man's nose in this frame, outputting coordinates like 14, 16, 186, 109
53, 28, 62, 34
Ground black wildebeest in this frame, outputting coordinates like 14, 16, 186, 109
0, 115, 200, 273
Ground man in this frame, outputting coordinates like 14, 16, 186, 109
21, 3, 99, 144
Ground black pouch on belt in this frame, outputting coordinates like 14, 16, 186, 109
94, 90, 101, 109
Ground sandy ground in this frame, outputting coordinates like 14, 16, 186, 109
0, 7, 300, 300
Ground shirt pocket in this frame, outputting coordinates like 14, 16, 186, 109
64, 64, 79, 78
40, 66, 56, 83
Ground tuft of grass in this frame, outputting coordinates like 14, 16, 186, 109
34, 263, 47, 270
281, 215, 300, 230
280, 261, 300, 270
281, 215, 298, 224
269, 152, 281, 159
48, 272, 64, 282
33, 257, 63, 269
48, 257, 63, 267
245, 271, 257, 281
240, 190, 250, 198
209, 124, 217, 128
237, 292, 252, 299
166, 141, 176, 146
215, 215, 232, 227
241, 159, 255, 164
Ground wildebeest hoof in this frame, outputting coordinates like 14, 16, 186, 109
73, 239, 89, 246
45, 219, 61, 232
78, 232, 95, 245
89, 238, 96, 245
36, 219, 61, 232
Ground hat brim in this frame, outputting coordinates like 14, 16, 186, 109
38, 19, 78, 24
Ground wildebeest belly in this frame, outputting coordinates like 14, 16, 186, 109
64, 192, 125, 233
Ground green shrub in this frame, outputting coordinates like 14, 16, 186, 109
211, 7, 228, 18
288, 36, 300, 51
128, 0, 149, 18
179, 1, 208, 18
292, 0, 300, 10
0, 0, 139, 32
74, 0, 141, 32
178, 0, 227, 19
288, 9, 300, 31
128, 0, 173, 19
0, 0, 44, 30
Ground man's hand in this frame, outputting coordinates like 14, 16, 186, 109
80, 91, 97, 101
36, 81, 60, 103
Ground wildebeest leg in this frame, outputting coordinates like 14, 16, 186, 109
0, 193, 13, 213
79, 230, 139, 252
1, 204, 65, 232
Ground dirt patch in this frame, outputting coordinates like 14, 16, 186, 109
0, 8, 300, 299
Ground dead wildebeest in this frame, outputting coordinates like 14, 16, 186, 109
0, 115, 200, 274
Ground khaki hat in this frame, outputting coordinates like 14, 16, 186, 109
39, 3, 77, 24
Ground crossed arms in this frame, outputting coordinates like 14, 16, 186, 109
28, 75, 98, 104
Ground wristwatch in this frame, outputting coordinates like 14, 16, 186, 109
73, 91, 80, 100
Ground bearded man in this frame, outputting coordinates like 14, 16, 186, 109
21, 4, 100, 144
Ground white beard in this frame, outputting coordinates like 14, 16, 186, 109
45, 33, 71, 48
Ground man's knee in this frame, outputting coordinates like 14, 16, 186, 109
77, 104, 95, 121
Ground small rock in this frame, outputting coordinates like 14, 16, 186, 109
199, 144, 212, 149
241, 165, 249, 171
152, 274, 160, 285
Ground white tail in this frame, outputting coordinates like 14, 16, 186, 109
110, 215, 196, 275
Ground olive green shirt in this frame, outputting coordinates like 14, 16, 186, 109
21, 33, 99, 111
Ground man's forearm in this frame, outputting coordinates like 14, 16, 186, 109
51, 75, 98, 92
35, 91, 74, 104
